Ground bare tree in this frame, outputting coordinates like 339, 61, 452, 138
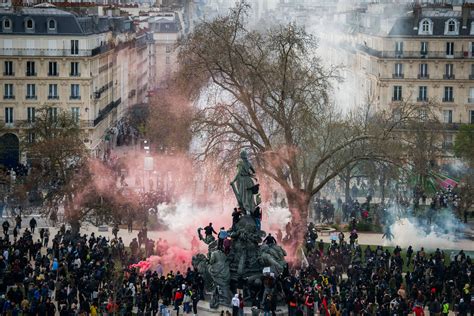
178, 2, 422, 241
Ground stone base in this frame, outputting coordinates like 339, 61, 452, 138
197, 301, 288, 315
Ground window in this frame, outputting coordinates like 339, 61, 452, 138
419, 109, 428, 121
27, 132, 35, 144
71, 40, 79, 55
165, 56, 170, 65
395, 41, 403, 54
48, 62, 58, 76
3, 18, 11, 31
446, 42, 454, 56
471, 110, 474, 124
4, 84, 13, 100
443, 134, 453, 149
443, 110, 453, 123
393, 109, 401, 121
471, 42, 474, 57
445, 64, 454, 79
422, 20, 430, 32
48, 84, 58, 99
71, 107, 80, 123
70, 84, 80, 99
27, 107, 35, 123
26, 84, 36, 99
48, 107, 57, 122
48, 19, 56, 30
394, 63, 403, 78
70, 62, 80, 76
393, 86, 402, 101
420, 42, 428, 55
25, 18, 33, 30
165, 45, 171, 53
418, 86, 428, 102
448, 20, 455, 32
419, 63, 428, 78
468, 87, 474, 103
4, 107, 13, 124
26, 61, 36, 76
443, 86, 454, 102
4, 61, 13, 76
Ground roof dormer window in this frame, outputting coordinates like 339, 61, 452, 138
47, 19, 56, 33
48, 19, 56, 30
25, 18, 34, 32
418, 18, 433, 35
448, 20, 455, 32
444, 18, 459, 35
3, 18, 12, 31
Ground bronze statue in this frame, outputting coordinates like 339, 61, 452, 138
230, 150, 259, 214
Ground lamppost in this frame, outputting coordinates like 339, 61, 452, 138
143, 140, 153, 228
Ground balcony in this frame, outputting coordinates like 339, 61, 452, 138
48, 95, 59, 100
417, 97, 427, 102
70, 73, 81, 77
26, 72, 37, 77
94, 98, 121, 126
443, 74, 455, 80
392, 97, 403, 102
70, 96, 81, 100
48, 72, 59, 77
442, 97, 454, 102
3, 72, 14, 76
417, 74, 429, 79
0, 45, 113, 57
3, 95, 14, 100
392, 74, 404, 79
356, 46, 467, 59
469, 75, 474, 80
468, 98, 474, 103
25, 96, 37, 100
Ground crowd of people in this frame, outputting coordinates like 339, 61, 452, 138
0, 212, 470, 316
281, 224, 472, 316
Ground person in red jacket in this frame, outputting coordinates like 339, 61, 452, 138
174, 287, 184, 316
413, 304, 425, 316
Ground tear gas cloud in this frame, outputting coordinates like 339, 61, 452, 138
383, 205, 467, 250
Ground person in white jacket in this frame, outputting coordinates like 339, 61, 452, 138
231, 294, 240, 316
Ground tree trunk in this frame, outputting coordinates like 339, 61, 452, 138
285, 188, 310, 250
344, 174, 351, 203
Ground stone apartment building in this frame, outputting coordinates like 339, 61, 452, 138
0, 4, 150, 166
319, 2, 474, 151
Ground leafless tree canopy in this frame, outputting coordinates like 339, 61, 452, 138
177, 2, 427, 233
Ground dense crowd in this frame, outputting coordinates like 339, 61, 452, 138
288, 224, 473, 316
0, 214, 471, 316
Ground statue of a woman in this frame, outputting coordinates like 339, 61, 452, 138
230, 150, 257, 214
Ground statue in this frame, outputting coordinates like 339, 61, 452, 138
193, 151, 287, 306
230, 150, 259, 214
208, 250, 231, 304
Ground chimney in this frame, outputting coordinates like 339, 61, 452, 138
413, 3, 422, 31
461, 3, 471, 30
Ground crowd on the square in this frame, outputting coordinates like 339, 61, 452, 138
0, 194, 470, 316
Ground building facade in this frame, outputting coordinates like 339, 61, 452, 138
0, 5, 150, 166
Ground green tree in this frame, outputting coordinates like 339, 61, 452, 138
454, 124, 474, 167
